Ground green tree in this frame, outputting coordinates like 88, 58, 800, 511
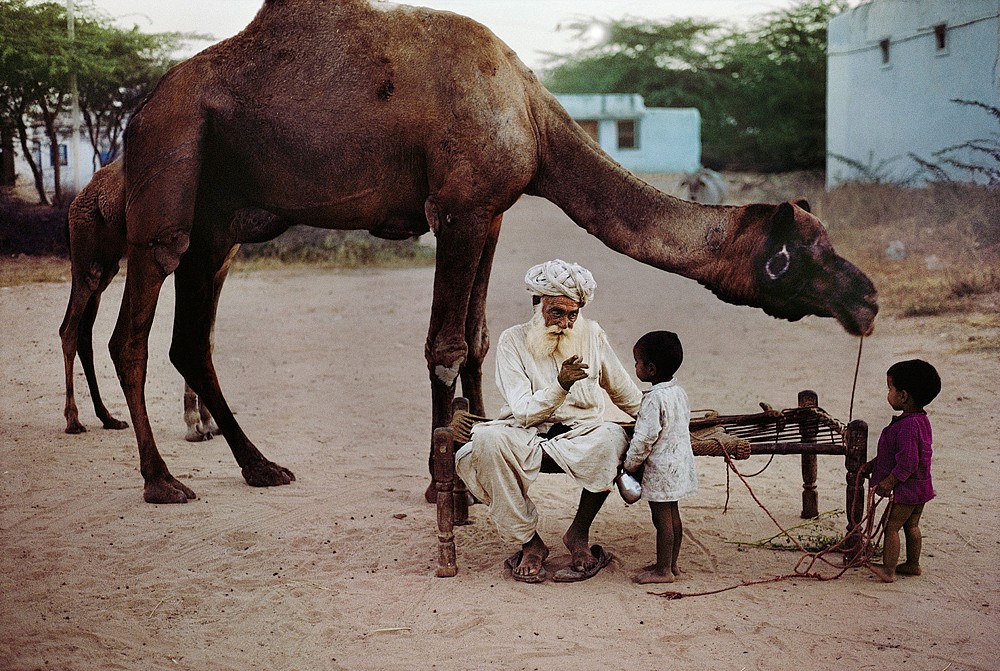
0, 0, 189, 204
74, 21, 189, 168
1, 0, 60, 203
542, 0, 847, 171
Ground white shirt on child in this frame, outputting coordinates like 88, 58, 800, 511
623, 380, 698, 502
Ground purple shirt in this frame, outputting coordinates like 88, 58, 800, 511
871, 411, 935, 505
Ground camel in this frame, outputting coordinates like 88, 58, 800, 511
681, 168, 728, 204
112, 0, 878, 504
59, 159, 279, 441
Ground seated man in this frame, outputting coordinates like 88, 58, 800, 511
455, 259, 642, 582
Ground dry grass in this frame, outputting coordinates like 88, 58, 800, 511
815, 181, 999, 323
0, 255, 69, 287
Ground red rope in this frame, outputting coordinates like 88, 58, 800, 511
652, 446, 892, 600
849, 335, 864, 422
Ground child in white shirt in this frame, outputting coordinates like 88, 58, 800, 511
622, 331, 698, 584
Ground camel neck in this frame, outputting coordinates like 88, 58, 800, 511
527, 95, 738, 283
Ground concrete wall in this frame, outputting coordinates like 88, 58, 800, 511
826, 0, 1000, 187
13, 127, 100, 202
555, 94, 701, 173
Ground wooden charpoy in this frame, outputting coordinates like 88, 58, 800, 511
433, 390, 868, 577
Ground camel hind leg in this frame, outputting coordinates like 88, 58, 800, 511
60, 274, 96, 434
76, 275, 130, 430
60, 263, 128, 433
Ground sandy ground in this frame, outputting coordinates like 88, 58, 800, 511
1, 194, 998, 671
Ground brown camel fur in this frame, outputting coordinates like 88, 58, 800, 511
59, 159, 281, 441
113, 0, 878, 504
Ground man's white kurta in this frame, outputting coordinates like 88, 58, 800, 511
455, 317, 642, 545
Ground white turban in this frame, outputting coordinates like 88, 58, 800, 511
524, 259, 596, 306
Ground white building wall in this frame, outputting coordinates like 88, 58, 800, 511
555, 94, 701, 173
826, 0, 1000, 187
13, 126, 100, 201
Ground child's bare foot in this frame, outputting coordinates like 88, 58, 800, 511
868, 564, 895, 583
895, 562, 921, 576
633, 568, 674, 584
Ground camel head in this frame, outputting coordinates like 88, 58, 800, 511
715, 199, 878, 336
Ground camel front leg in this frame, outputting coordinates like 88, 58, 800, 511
182, 252, 230, 442
170, 242, 294, 488
183, 383, 214, 442
110, 245, 195, 503
423, 201, 497, 501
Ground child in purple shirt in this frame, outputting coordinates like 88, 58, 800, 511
865, 359, 941, 583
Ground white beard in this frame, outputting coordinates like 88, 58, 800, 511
525, 308, 584, 362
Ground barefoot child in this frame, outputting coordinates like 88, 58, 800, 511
622, 331, 698, 584
866, 359, 941, 583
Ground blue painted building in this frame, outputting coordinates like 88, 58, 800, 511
826, 0, 1000, 187
554, 94, 701, 174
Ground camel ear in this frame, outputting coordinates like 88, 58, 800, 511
774, 201, 796, 229
793, 198, 811, 213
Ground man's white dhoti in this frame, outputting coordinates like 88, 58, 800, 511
456, 421, 629, 544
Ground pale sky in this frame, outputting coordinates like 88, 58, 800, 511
80, 0, 807, 71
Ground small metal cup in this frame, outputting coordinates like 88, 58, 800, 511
616, 471, 642, 504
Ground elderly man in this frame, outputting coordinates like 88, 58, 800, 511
455, 259, 642, 582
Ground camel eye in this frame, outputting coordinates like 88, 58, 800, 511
765, 244, 791, 280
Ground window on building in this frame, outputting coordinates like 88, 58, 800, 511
58, 144, 68, 166
879, 38, 890, 65
577, 120, 599, 142
934, 24, 947, 52
617, 119, 637, 149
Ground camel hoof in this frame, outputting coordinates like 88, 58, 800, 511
185, 427, 214, 443
143, 478, 196, 504
101, 417, 129, 430
65, 422, 87, 434
242, 461, 295, 487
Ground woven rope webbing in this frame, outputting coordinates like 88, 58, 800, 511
449, 409, 752, 459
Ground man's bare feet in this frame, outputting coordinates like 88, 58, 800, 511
514, 549, 547, 580
510, 533, 549, 581
633, 568, 674, 584
563, 529, 597, 572
895, 562, 922, 576
868, 564, 895, 583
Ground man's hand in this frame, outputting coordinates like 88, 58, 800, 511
558, 355, 588, 391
